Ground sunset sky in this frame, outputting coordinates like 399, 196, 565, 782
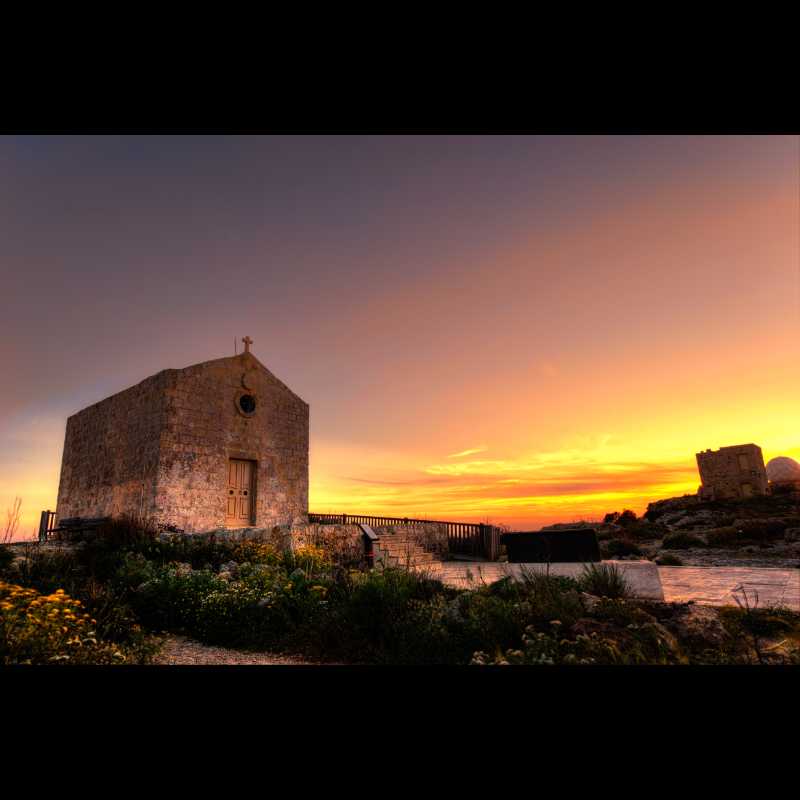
1, 134, 798, 538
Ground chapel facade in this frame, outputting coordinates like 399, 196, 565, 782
55, 340, 309, 532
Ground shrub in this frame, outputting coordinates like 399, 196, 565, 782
602, 538, 642, 557
0, 580, 155, 664
737, 520, 787, 542
655, 553, 683, 566
130, 567, 227, 632
289, 544, 333, 577
71, 515, 159, 548
128, 561, 335, 650
74, 518, 161, 582
7, 545, 155, 650
425, 588, 536, 664
473, 619, 681, 665
590, 597, 652, 626
10, 545, 83, 594
623, 520, 669, 541
515, 569, 585, 630
705, 521, 788, 549
0, 545, 16, 573
661, 531, 705, 550
705, 527, 739, 548
577, 563, 631, 599
717, 601, 800, 664
230, 540, 281, 566
148, 533, 238, 571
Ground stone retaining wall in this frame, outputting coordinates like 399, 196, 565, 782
186, 521, 451, 563
186, 523, 366, 564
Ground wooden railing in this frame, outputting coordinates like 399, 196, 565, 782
308, 513, 503, 561
38, 510, 57, 542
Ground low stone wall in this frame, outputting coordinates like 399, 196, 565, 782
190, 522, 450, 562
371, 523, 450, 557
188, 523, 366, 565
288, 523, 364, 564
10, 522, 449, 568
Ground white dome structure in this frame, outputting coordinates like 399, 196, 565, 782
765, 456, 800, 484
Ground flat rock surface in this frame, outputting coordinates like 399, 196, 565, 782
640, 540, 800, 569
658, 566, 800, 610
152, 635, 311, 665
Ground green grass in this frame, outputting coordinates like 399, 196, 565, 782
7, 516, 800, 666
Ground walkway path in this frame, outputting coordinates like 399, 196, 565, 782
658, 566, 800, 611
153, 635, 310, 665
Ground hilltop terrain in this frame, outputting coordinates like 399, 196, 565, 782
544, 491, 800, 569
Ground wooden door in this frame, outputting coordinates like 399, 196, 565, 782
226, 459, 254, 526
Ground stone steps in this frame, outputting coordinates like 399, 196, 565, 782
375, 532, 444, 570
380, 545, 435, 558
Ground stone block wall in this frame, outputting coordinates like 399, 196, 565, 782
372, 523, 450, 556
696, 444, 768, 500
288, 523, 365, 564
186, 523, 366, 566
154, 353, 308, 531
56, 352, 309, 532
56, 370, 170, 521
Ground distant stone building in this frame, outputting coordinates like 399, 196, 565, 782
696, 443, 768, 500
56, 339, 309, 532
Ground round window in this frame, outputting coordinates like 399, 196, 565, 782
239, 394, 256, 414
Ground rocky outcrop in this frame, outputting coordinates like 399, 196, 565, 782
660, 602, 731, 650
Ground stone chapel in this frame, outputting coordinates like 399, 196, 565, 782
55, 339, 309, 532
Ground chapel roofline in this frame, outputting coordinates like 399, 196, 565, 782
181, 351, 309, 407
66, 351, 307, 419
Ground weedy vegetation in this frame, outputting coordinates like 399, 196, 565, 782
3, 514, 799, 665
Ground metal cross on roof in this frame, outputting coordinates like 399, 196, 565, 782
242, 336, 253, 354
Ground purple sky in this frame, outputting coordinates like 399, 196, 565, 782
2, 134, 798, 534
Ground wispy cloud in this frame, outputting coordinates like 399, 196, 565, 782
447, 446, 488, 459
312, 437, 704, 529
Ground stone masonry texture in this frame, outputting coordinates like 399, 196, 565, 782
56, 352, 309, 531
696, 443, 768, 500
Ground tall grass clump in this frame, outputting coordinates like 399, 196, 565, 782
577, 563, 631, 599
3, 497, 22, 544
515, 568, 584, 629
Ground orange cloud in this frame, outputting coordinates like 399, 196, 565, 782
447, 446, 488, 458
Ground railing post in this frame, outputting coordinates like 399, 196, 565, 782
39, 510, 49, 542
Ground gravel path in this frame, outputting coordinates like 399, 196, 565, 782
152, 635, 312, 665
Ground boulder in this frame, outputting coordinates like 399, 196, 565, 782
662, 603, 730, 650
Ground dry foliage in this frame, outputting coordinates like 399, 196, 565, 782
3, 497, 22, 544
